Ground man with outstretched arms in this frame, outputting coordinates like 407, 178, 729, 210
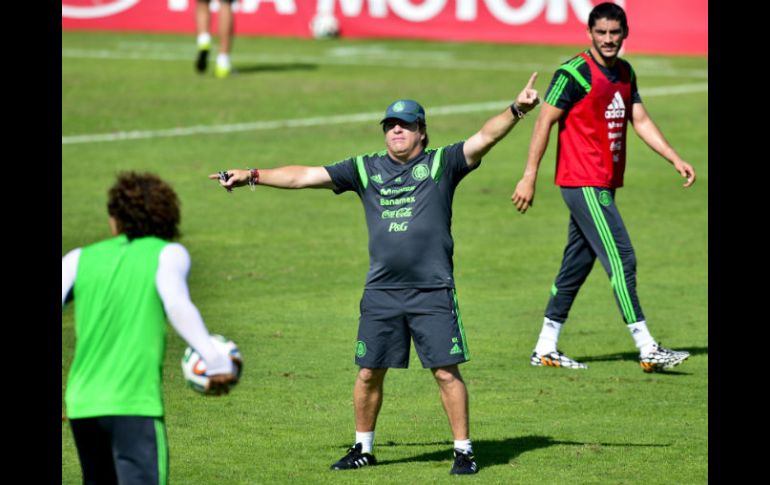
511, 2, 696, 373
211, 74, 539, 475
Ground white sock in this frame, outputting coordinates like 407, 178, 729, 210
628, 320, 655, 355
216, 53, 230, 69
197, 32, 211, 48
534, 317, 563, 355
454, 439, 472, 453
356, 431, 374, 454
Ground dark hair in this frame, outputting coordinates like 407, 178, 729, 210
420, 121, 429, 148
588, 2, 628, 34
107, 171, 181, 241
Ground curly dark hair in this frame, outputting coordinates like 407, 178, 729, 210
107, 171, 181, 241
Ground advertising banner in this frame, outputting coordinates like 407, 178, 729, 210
62, 0, 708, 55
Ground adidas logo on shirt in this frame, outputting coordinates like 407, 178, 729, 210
604, 91, 626, 119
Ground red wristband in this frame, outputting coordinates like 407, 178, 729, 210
249, 168, 260, 186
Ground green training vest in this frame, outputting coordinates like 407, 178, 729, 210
65, 235, 169, 419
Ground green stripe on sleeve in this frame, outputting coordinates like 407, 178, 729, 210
430, 146, 445, 182
568, 55, 587, 68
546, 74, 569, 105
355, 155, 368, 190
558, 64, 591, 94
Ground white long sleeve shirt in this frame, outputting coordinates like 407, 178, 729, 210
62, 242, 234, 375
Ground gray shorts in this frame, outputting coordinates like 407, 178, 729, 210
355, 288, 470, 369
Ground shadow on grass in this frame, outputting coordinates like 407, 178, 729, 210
578, 345, 708, 365
233, 63, 317, 74
335, 436, 669, 468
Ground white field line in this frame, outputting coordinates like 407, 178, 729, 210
62, 83, 707, 145
61, 47, 709, 78
60, 47, 554, 74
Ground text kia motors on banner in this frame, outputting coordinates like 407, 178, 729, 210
62, 0, 707, 55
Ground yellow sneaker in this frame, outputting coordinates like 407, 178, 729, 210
215, 64, 231, 78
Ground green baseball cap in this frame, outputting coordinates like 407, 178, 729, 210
380, 99, 426, 124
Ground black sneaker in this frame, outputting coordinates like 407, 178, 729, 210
330, 443, 377, 470
450, 448, 478, 475
195, 47, 209, 73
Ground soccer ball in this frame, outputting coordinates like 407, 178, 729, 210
181, 334, 242, 395
309, 12, 340, 39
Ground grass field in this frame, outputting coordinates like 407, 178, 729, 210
62, 31, 707, 484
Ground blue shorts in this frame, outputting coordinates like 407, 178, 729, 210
355, 288, 470, 369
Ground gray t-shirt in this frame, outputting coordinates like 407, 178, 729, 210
325, 142, 477, 289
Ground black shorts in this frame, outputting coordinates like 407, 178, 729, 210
69, 416, 168, 485
355, 288, 470, 369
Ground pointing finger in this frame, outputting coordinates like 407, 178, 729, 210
526, 72, 538, 89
